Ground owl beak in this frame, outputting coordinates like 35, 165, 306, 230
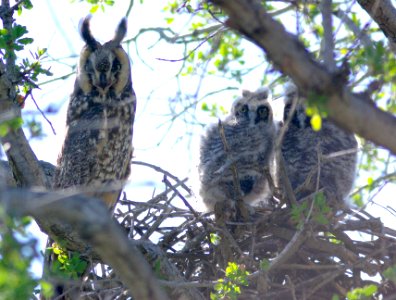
99, 73, 108, 89
255, 115, 267, 124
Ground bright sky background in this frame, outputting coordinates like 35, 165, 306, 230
10, 0, 396, 277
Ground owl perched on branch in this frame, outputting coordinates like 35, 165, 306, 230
199, 89, 276, 211
281, 85, 357, 204
54, 17, 136, 210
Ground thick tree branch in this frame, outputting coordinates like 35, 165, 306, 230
0, 61, 49, 188
2, 188, 170, 300
210, 0, 396, 154
357, 0, 396, 51
320, 0, 336, 71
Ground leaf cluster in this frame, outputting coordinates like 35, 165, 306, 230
46, 243, 88, 279
0, 212, 44, 299
211, 262, 249, 300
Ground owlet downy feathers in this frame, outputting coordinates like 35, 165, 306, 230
54, 17, 136, 210
281, 85, 358, 203
199, 88, 276, 211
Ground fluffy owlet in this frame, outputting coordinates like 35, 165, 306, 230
54, 17, 136, 210
199, 89, 276, 211
281, 86, 357, 203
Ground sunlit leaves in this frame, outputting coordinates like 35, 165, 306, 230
0, 212, 42, 299
209, 233, 220, 245
0, 25, 33, 58
347, 284, 377, 300
47, 243, 88, 279
201, 102, 228, 117
17, 0, 33, 15
71, 0, 115, 13
211, 262, 249, 300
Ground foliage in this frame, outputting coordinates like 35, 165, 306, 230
290, 192, 332, 227
0, 210, 48, 299
0, 2, 51, 141
46, 243, 88, 279
347, 284, 378, 300
0, 117, 23, 137
71, 0, 115, 13
211, 262, 249, 300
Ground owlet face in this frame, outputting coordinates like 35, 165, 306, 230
232, 88, 273, 126
283, 89, 310, 129
77, 16, 130, 96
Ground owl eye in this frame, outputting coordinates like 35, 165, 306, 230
84, 60, 94, 74
111, 59, 121, 73
257, 106, 269, 118
240, 104, 248, 114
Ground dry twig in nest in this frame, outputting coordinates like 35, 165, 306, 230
75, 162, 396, 299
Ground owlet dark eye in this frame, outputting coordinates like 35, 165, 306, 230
257, 106, 268, 118
111, 59, 121, 72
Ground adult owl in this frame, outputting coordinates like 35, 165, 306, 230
199, 88, 276, 211
54, 16, 135, 210
281, 85, 357, 204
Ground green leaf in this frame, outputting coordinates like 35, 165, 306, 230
39, 281, 54, 298
17, 37, 33, 45
259, 259, 270, 271
165, 17, 174, 24
383, 265, 396, 283
209, 233, 220, 245
90, 4, 99, 13
22, 0, 33, 9
11, 25, 28, 39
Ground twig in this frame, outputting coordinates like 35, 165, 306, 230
217, 120, 242, 202
156, 28, 224, 62
28, 91, 56, 135
132, 161, 191, 194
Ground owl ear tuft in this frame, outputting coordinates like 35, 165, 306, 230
112, 18, 127, 46
242, 90, 252, 98
80, 15, 100, 51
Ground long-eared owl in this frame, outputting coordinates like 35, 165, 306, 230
54, 17, 136, 210
281, 85, 357, 203
199, 88, 276, 211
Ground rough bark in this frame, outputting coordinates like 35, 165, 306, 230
357, 0, 396, 52
2, 188, 170, 300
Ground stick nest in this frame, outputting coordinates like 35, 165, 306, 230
78, 162, 396, 299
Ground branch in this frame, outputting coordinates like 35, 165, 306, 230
320, 0, 336, 71
1, 188, 170, 300
357, 0, 396, 51
209, 0, 396, 155
0, 61, 49, 188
